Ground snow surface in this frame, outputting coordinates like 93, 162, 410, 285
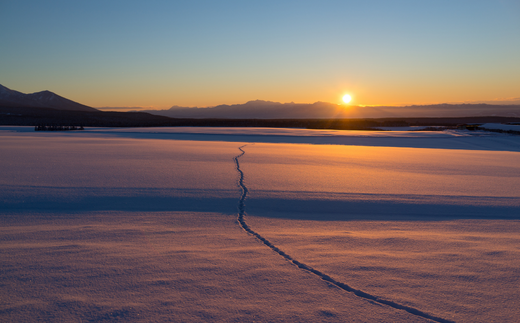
1, 126, 519, 322
3, 126, 520, 151
480, 123, 520, 132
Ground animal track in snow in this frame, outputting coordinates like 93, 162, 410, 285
233, 145, 455, 323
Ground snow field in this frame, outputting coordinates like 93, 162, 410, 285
247, 218, 520, 323
239, 142, 520, 322
2, 211, 426, 322
1, 126, 519, 322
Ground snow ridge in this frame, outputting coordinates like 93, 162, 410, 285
233, 146, 455, 323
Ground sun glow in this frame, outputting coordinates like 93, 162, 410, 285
342, 94, 352, 104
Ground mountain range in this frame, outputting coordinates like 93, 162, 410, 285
2, 83, 520, 119
140, 100, 520, 119
0, 84, 97, 112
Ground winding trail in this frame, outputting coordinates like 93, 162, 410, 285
233, 145, 455, 323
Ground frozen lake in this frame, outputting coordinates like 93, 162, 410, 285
1, 126, 519, 322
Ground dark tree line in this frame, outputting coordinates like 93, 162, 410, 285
35, 125, 84, 131
3, 105, 520, 130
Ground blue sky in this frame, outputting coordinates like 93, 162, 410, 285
1, 0, 519, 108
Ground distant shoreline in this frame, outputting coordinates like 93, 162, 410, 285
2, 105, 520, 131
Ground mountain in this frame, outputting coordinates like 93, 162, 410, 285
3, 83, 519, 118
143, 101, 346, 119
0, 84, 97, 112
141, 101, 351, 119
140, 100, 520, 119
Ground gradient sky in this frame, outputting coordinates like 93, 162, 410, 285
1, 0, 519, 109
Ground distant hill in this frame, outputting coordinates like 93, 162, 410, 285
0, 84, 97, 112
140, 100, 520, 119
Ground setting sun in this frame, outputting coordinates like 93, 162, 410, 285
342, 94, 352, 104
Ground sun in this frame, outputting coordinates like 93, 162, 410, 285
342, 94, 352, 104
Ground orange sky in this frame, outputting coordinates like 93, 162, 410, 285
1, 1, 519, 109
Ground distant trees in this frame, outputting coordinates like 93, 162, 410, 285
34, 125, 84, 131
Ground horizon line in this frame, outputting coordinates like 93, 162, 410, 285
95, 100, 520, 111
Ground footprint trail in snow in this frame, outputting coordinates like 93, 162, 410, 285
233, 145, 455, 323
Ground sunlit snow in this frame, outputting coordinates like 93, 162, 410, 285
1, 126, 519, 322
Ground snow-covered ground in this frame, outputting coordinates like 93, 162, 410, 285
3, 125, 519, 151
480, 123, 520, 132
1, 126, 519, 322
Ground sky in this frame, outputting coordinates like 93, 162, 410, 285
1, 0, 519, 109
